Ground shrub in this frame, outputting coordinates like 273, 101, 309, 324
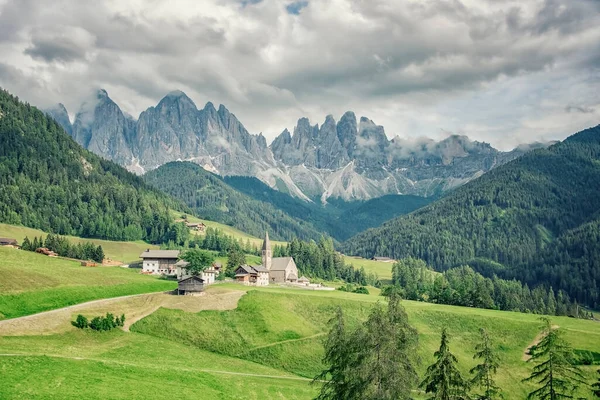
71, 314, 89, 329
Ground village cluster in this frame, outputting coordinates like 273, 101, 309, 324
140, 232, 321, 295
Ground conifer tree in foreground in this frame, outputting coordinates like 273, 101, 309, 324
421, 328, 469, 400
592, 369, 600, 398
470, 328, 501, 400
523, 318, 585, 400
314, 295, 419, 400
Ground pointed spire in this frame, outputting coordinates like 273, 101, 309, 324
262, 231, 270, 251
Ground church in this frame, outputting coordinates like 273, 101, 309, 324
234, 232, 299, 285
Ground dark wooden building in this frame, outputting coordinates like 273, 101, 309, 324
177, 276, 205, 295
0, 238, 18, 247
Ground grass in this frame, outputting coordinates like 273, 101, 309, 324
132, 286, 600, 399
0, 246, 175, 320
0, 331, 317, 399
343, 256, 395, 281
0, 223, 158, 264
172, 210, 287, 248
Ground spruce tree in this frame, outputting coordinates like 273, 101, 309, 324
420, 328, 469, 400
470, 328, 501, 400
592, 369, 600, 398
314, 296, 419, 400
523, 318, 586, 399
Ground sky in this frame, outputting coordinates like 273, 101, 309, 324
0, 0, 599, 150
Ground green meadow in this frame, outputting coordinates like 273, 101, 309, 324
0, 223, 159, 264
0, 246, 175, 320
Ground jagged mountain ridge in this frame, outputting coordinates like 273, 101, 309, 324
48, 89, 547, 201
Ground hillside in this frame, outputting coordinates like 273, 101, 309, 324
343, 125, 600, 308
0, 246, 174, 320
225, 176, 432, 240
0, 88, 183, 243
144, 162, 324, 241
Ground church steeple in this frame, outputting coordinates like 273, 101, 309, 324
262, 231, 272, 270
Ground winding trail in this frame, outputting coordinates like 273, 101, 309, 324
0, 288, 244, 336
522, 324, 559, 361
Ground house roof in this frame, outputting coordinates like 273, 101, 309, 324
178, 276, 204, 284
235, 265, 255, 275
252, 265, 269, 272
271, 257, 293, 271
140, 250, 180, 259
175, 259, 189, 266
0, 238, 18, 245
298, 276, 309, 282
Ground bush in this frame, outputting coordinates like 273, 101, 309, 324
71, 314, 89, 329
73, 313, 125, 331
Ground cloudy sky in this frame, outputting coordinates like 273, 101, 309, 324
0, 0, 599, 149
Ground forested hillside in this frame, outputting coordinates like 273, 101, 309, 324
343, 125, 600, 308
225, 176, 432, 240
0, 88, 182, 242
144, 162, 323, 241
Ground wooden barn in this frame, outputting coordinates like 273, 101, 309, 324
0, 238, 18, 247
177, 276, 205, 295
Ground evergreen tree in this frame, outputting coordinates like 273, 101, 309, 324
470, 328, 501, 400
314, 296, 419, 400
94, 245, 105, 263
225, 248, 246, 278
421, 328, 469, 400
592, 369, 600, 398
523, 318, 586, 399
21, 236, 32, 251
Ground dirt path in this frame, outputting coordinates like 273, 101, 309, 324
0, 288, 244, 336
522, 324, 559, 361
0, 353, 314, 382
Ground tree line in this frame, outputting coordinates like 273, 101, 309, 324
273, 237, 379, 286
342, 125, 600, 309
21, 234, 105, 263
0, 88, 184, 244
384, 258, 593, 318
315, 296, 600, 399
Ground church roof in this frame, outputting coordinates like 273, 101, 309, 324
262, 231, 270, 251
271, 257, 294, 271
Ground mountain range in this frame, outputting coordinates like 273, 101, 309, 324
343, 124, 600, 308
46, 89, 550, 202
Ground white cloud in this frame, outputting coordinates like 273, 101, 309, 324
0, 0, 598, 149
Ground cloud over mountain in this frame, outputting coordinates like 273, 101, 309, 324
0, 0, 598, 149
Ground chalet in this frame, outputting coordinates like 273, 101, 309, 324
372, 256, 395, 263
177, 276, 205, 295
0, 238, 18, 247
175, 260, 217, 285
140, 249, 180, 275
261, 232, 299, 284
185, 222, 206, 232
234, 264, 269, 286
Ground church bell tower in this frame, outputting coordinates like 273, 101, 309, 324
262, 231, 272, 270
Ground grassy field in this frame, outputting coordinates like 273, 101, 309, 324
0, 246, 175, 320
0, 223, 158, 264
172, 211, 288, 248
0, 331, 318, 399
344, 256, 395, 280
0, 282, 598, 398
132, 285, 600, 399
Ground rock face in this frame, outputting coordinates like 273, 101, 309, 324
47, 89, 545, 202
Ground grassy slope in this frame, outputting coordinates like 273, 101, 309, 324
0, 331, 316, 399
132, 285, 600, 399
0, 247, 175, 320
173, 211, 288, 248
0, 223, 158, 264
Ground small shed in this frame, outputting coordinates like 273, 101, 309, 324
0, 238, 18, 247
177, 276, 205, 295
298, 276, 310, 285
